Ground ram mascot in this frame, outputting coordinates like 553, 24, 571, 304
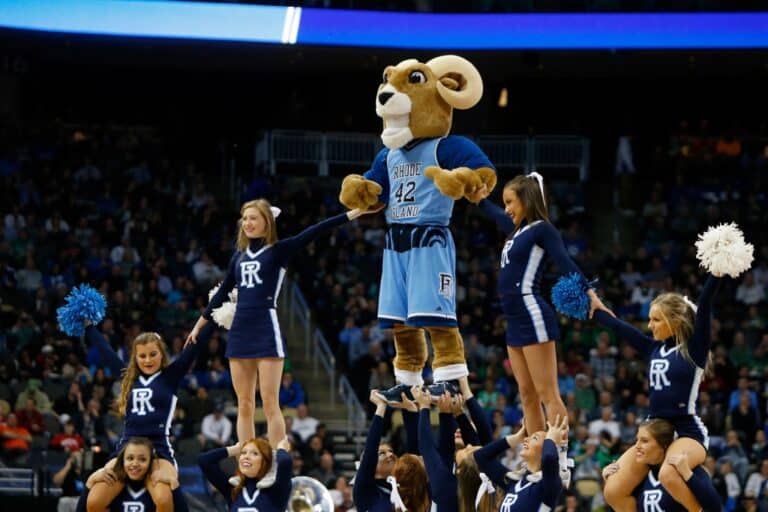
339, 55, 497, 403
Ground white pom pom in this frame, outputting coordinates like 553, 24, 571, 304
211, 302, 237, 330
695, 223, 754, 278
207, 283, 239, 330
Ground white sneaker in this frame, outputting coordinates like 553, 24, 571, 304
257, 451, 278, 489
228, 475, 242, 487
560, 468, 572, 489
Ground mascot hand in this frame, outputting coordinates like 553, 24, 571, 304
424, 166, 468, 200
466, 167, 497, 203
339, 174, 383, 210
426, 166, 490, 201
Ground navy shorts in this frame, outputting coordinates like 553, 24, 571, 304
227, 307, 286, 359
113, 435, 176, 467
503, 294, 560, 346
651, 415, 709, 448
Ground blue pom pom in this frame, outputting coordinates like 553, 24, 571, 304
551, 273, 591, 321
57, 284, 107, 336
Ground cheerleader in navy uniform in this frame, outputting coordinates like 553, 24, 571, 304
354, 390, 429, 512
593, 276, 722, 512
476, 173, 610, 435
84, 323, 214, 512
77, 437, 188, 512
198, 437, 292, 512
186, 200, 382, 450
473, 414, 569, 512
602, 419, 722, 512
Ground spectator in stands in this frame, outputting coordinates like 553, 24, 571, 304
744, 458, 768, 500
0, 412, 32, 463
292, 404, 319, 444
719, 459, 743, 510
191, 251, 224, 288
728, 392, 760, 447
53, 448, 85, 512
736, 272, 765, 306
14, 378, 52, 413
721, 429, 750, 483
50, 415, 85, 452
589, 336, 617, 381
15, 397, 44, 435
279, 371, 306, 408
199, 402, 233, 450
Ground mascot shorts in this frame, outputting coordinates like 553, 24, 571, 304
378, 224, 457, 329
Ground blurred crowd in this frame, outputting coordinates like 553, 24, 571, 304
1, 120, 767, 511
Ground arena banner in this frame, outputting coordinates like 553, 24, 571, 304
2, 0, 768, 49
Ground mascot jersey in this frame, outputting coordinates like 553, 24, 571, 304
365, 136, 493, 226
364, 136, 493, 327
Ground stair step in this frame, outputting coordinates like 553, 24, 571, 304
334, 453, 356, 462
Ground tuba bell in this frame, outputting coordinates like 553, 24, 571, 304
286, 476, 335, 512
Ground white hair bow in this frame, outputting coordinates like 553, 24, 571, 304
270, 206, 282, 219
682, 295, 698, 313
475, 472, 496, 510
527, 172, 546, 207
386, 475, 407, 512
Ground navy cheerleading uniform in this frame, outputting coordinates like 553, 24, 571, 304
87, 324, 213, 463
206, 213, 350, 359
418, 409, 458, 512
353, 414, 393, 512
474, 436, 562, 512
478, 199, 585, 346
633, 465, 722, 512
198, 447, 292, 512
76, 484, 188, 512
593, 276, 721, 446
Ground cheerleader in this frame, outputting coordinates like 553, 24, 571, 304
77, 437, 187, 512
594, 275, 721, 511
198, 437, 292, 512
186, 200, 382, 451
603, 418, 722, 512
477, 174, 610, 434
473, 414, 568, 512
84, 323, 214, 512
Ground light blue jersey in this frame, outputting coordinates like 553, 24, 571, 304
385, 138, 453, 225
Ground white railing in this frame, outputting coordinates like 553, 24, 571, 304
255, 130, 590, 180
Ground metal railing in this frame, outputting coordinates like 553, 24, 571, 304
255, 130, 590, 180
282, 279, 366, 441
0, 467, 36, 495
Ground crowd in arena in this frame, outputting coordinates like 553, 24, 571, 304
0, 120, 767, 511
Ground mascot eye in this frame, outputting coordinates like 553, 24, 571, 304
382, 71, 389, 84
408, 71, 427, 84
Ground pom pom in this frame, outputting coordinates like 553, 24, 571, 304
695, 223, 754, 278
57, 284, 107, 336
551, 273, 591, 320
208, 284, 238, 330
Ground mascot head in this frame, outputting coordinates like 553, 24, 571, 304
375, 55, 483, 150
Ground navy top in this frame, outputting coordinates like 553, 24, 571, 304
76, 483, 188, 512
635, 467, 685, 512
478, 200, 583, 311
205, 213, 349, 317
353, 415, 393, 512
198, 447, 293, 512
474, 437, 561, 512
593, 276, 721, 417
87, 324, 212, 440
418, 409, 457, 512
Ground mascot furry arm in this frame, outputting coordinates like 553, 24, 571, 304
339, 55, 496, 210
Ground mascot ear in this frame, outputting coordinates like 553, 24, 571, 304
439, 76, 460, 91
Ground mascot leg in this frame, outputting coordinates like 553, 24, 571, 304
375, 325, 427, 405
425, 326, 466, 398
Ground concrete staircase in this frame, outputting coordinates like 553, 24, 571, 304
277, 298, 364, 478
